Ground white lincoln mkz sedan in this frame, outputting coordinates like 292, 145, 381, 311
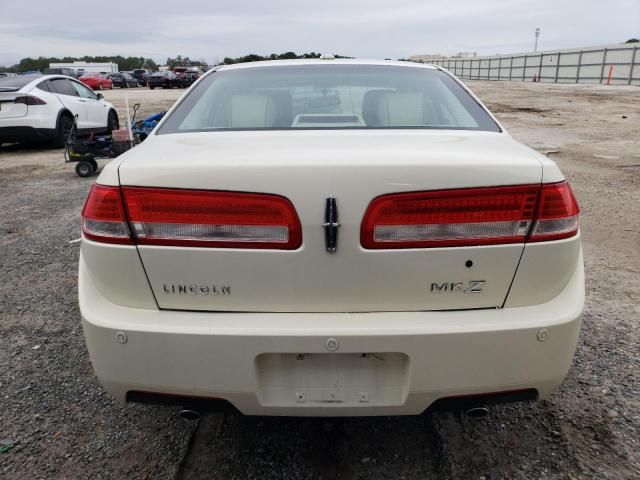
79, 59, 583, 417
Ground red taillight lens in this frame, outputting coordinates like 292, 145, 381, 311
82, 186, 302, 249
14, 95, 46, 105
361, 182, 579, 249
529, 181, 580, 242
361, 185, 539, 249
81, 185, 132, 244
121, 187, 302, 249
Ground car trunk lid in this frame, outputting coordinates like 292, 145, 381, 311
0, 91, 27, 118
118, 129, 543, 312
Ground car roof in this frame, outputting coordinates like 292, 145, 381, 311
0, 74, 43, 90
214, 58, 439, 72
0, 74, 58, 91
0, 74, 86, 92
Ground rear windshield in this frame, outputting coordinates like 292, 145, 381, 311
0, 75, 41, 90
158, 65, 500, 134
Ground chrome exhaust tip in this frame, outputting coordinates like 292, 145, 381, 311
465, 407, 489, 418
179, 409, 201, 421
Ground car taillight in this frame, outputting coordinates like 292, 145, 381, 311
82, 186, 302, 249
13, 95, 46, 105
121, 187, 302, 249
529, 181, 580, 242
361, 182, 579, 249
81, 185, 132, 244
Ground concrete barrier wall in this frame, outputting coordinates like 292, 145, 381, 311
429, 44, 639, 85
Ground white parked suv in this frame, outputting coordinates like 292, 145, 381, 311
79, 60, 583, 416
0, 74, 118, 146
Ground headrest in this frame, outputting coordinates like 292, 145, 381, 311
259, 90, 293, 128
376, 93, 425, 126
362, 89, 395, 127
230, 94, 277, 128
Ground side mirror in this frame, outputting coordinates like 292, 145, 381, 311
96, 93, 104, 100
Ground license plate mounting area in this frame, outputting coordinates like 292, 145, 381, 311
255, 352, 410, 407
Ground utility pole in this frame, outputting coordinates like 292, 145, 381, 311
534, 28, 541, 52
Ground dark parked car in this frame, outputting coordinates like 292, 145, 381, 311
109, 72, 138, 88
172, 67, 199, 87
132, 69, 150, 86
43, 68, 78, 78
148, 71, 182, 89
180, 71, 200, 88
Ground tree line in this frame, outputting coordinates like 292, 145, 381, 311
165, 55, 209, 69
1, 52, 352, 73
0, 56, 158, 73
221, 52, 353, 64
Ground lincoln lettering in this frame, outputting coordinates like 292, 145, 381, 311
163, 284, 231, 295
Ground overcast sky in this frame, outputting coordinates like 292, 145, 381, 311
0, 0, 638, 66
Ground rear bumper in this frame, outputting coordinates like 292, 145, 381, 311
0, 126, 57, 143
80, 251, 584, 416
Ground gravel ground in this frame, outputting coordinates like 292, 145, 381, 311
1, 83, 638, 479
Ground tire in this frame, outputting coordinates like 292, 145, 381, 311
53, 113, 75, 148
75, 161, 94, 177
149, 86, 155, 90
107, 110, 119, 134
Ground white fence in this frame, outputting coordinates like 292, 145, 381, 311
429, 44, 639, 85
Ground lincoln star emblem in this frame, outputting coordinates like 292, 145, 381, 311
322, 196, 340, 253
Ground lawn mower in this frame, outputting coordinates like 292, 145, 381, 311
65, 104, 166, 177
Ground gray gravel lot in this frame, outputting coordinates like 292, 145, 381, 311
1, 83, 639, 479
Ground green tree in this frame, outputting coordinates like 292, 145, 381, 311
219, 51, 332, 65
142, 58, 158, 71
166, 55, 195, 68
7, 55, 159, 73
276, 51, 298, 60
